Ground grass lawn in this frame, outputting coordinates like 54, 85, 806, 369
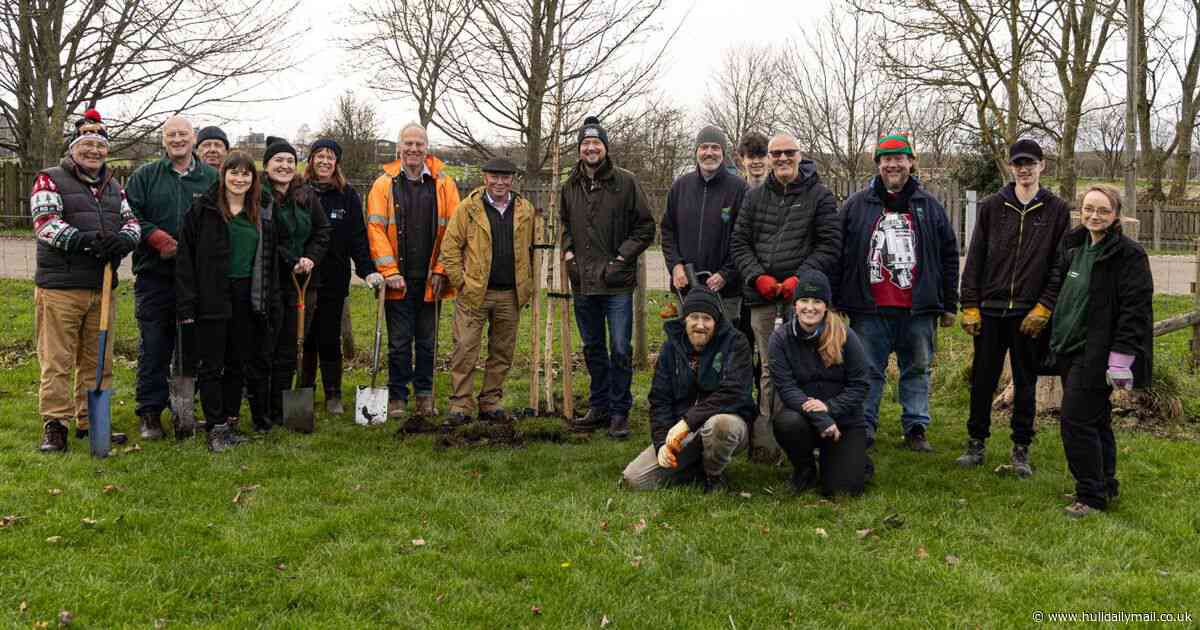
1, 278, 1199, 628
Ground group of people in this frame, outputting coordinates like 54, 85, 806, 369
31, 109, 1153, 517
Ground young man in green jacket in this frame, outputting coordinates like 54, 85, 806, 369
126, 116, 218, 440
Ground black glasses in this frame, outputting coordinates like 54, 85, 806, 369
769, 149, 798, 158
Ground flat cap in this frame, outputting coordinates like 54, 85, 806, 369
481, 156, 519, 174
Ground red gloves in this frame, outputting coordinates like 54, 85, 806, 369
755, 275, 781, 300
779, 276, 800, 301
146, 230, 178, 259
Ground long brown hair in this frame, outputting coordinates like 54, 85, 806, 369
817, 311, 849, 368
303, 146, 347, 190
217, 151, 262, 227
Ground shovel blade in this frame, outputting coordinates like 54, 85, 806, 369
87, 388, 112, 458
169, 376, 196, 433
282, 387, 315, 433
354, 386, 389, 426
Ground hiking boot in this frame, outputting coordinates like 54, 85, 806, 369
607, 415, 631, 439
415, 395, 437, 418
1064, 501, 1097, 518
207, 422, 245, 453
388, 399, 407, 419
441, 411, 470, 431
790, 465, 818, 494
703, 473, 729, 494
75, 427, 88, 440
252, 418, 273, 434
569, 409, 608, 432
139, 411, 166, 441
478, 408, 510, 424
1011, 444, 1033, 478
903, 427, 933, 453
956, 439, 986, 467
325, 397, 345, 416
40, 420, 69, 453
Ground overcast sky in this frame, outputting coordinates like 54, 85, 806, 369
200, 0, 833, 147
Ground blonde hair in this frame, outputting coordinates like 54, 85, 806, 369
817, 311, 849, 368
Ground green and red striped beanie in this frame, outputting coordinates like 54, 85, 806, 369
874, 132, 914, 162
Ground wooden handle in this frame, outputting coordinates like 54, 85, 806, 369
98, 264, 113, 333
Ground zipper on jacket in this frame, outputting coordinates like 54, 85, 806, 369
1006, 201, 1043, 309
696, 181, 708, 261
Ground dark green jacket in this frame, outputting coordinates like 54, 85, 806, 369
126, 155, 218, 276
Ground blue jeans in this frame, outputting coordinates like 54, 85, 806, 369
134, 272, 181, 416
385, 280, 436, 401
850, 312, 936, 436
573, 293, 634, 417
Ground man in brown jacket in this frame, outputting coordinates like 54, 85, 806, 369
439, 157, 537, 425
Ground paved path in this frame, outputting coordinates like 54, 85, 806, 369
3, 237, 1195, 295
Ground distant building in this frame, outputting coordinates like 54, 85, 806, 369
237, 132, 266, 157
375, 139, 396, 164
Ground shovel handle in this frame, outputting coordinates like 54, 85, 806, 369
98, 263, 113, 333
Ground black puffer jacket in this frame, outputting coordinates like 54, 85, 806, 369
961, 184, 1071, 314
309, 182, 374, 298
1050, 226, 1153, 389
730, 162, 841, 306
647, 317, 757, 451
768, 316, 870, 432
659, 166, 748, 298
176, 189, 280, 322
560, 157, 656, 295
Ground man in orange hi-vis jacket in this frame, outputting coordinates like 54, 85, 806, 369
366, 122, 460, 420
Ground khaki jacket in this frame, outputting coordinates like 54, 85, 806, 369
440, 187, 537, 311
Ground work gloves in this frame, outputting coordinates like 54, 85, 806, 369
93, 234, 134, 260
1019, 304, 1052, 337
961, 307, 981, 336
658, 419, 690, 469
754, 275, 781, 300
146, 230, 178, 259
779, 276, 800, 301
74, 232, 99, 254
1106, 352, 1135, 390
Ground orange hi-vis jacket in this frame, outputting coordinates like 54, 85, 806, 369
366, 155, 461, 302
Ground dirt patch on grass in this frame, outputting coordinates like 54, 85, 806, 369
430, 417, 591, 449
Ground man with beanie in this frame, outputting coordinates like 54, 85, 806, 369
660, 125, 748, 322
957, 139, 1071, 475
196, 126, 229, 170
730, 133, 841, 463
561, 115, 656, 439
832, 131, 959, 452
126, 115, 218, 439
366, 122, 460, 420
439, 157, 537, 425
31, 109, 140, 451
623, 287, 756, 492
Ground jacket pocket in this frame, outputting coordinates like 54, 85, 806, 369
602, 258, 636, 288
567, 257, 582, 289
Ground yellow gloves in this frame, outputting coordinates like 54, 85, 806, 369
961, 307, 982, 336
1020, 304, 1052, 337
658, 420, 690, 469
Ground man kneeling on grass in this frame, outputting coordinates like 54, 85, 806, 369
622, 288, 756, 492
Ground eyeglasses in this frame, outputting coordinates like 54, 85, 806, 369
769, 149, 798, 158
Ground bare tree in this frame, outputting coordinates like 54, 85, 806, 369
897, 88, 970, 174
1083, 94, 1126, 179
780, 9, 898, 183
1165, 0, 1200, 199
434, 0, 676, 182
1134, 0, 1196, 202
345, 0, 476, 128
0, 0, 300, 178
318, 91, 382, 182
702, 46, 781, 146
605, 99, 693, 219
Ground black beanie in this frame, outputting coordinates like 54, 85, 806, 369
309, 138, 342, 161
196, 126, 229, 150
793, 268, 832, 305
682, 287, 723, 323
263, 135, 297, 163
577, 115, 609, 150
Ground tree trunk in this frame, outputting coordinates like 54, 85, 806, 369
1168, 102, 1198, 201
1058, 101, 1081, 201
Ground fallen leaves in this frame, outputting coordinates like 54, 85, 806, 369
48, 488, 63, 496
123, 443, 143, 454
274, 563, 286, 572
531, 605, 542, 615
102, 484, 118, 494
632, 518, 647, 534
630, 556, 643, 568
916, 546, 929, 560
18, 600, 27, 614
411, 538, 427, 547
945, 555, 961, 566
601, 614, 611, 627
1, 515, 26, 528
58, 609, 73, 626
232, 485, 260, 505
599, 520, 608, 531
45, 536, 63, 544
81, 517, 98, 528
882, 513, 904, 528
738, 491, 752, 499
856, 528, 874, 539
814, 527, 828, 538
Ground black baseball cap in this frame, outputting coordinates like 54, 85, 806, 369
1009, 138, 1044, 164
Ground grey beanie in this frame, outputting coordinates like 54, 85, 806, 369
695, 125, 727, 152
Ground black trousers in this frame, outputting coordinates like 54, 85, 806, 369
772, 409, 868, 496
302, 291, 346, 397
195, 279, 270, 427
967, 314, 1039, 445
1059, 354, 1118, 509
270, 276, 316, 421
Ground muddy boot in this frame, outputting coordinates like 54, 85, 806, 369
207, 422, 245, 453
569, 409, 608, 433
298, 350, 318, 389
139, 411, 166, 440
415, 394, 437, 418
388, 399, 407, 419
1010, 444, 1033, 478
956, 438, 986, 467
441, 410, 470, 431
607, 415, 630, 440
325, 397, 345, 415
39, 419, 69, 453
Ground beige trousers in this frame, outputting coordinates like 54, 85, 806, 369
35, 287, 116, 428
448, 289, 520, 414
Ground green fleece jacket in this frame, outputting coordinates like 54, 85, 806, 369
126, 155, 218, 276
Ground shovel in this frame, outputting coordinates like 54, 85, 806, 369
355, 287, 388, 425
282, 272, 315, 433
87, 264, 114, 458
169, 320, 196, 437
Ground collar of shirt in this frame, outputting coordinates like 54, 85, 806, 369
404, 163, 432, 182
486, 191, 511, 215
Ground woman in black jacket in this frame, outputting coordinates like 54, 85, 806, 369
769, 269, 871, 496
177, 151, 278, 450
298, 139, 382, 415
1048, 185, 1153, 518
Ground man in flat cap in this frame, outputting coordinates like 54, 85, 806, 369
438, 157, 538, 425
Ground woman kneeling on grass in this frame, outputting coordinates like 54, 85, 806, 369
1048, 184, 1153, 518
769, 269, 872, 497
177, 151, 279, 451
